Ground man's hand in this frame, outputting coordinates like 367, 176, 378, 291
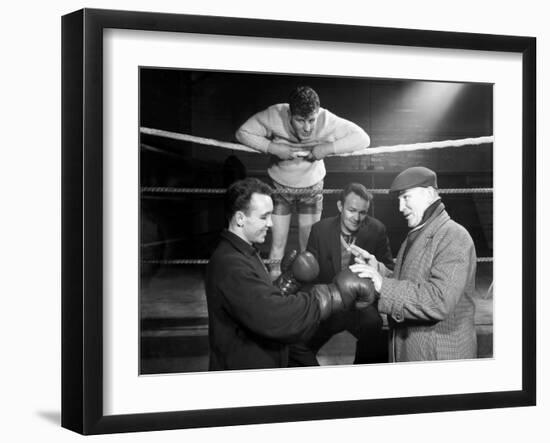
267, 142, 306, 160
349, 244, 380, 270
304, 142, 335, 161
348, 263, 383, 292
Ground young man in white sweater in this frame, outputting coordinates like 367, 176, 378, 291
236, 86, 370, 279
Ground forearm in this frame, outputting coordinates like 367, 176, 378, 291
378, 275, 465, 323
222, 267, 325, 343
235, 128, 271, 153
378, 231, 476, 323
331, 131, 370, 154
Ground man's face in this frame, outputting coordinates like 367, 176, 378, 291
337, 192, 369, 235
290, 111, 319, 141
398, 187, 434, 228
241, 193, 273, 244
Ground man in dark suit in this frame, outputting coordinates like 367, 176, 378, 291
292, 182, 394, 365
205, 178, 377, 370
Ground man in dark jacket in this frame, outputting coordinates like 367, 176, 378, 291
295, 183, 394, 365
205, 178, 376, 370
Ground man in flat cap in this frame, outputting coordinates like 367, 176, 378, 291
349, 166, 477, 362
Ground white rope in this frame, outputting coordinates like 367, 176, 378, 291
142, 257, 493, 265
341, 136, 494, 157
141, 186, 493, 195
140, 127, 493, 157
141, 127, 254, 153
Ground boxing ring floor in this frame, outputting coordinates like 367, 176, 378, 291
140, 262, 493, 375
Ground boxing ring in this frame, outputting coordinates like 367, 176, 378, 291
140, 127, 494, 267
139, 128, 495, 371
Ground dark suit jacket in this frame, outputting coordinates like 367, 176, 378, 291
205, 231, 322, 370
307, 215, 394, 284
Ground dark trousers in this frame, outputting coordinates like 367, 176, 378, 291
288, 305, 388, 366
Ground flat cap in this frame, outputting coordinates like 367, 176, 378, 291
390, 166, 438, 194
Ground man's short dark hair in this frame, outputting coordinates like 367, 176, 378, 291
289, 86, 320, 117
225, 178, 273, 220
339, 182, 373, 205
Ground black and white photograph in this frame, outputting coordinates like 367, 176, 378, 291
55, 5, 539, 437
3, 0, 548, 441
139, 69, 494, 374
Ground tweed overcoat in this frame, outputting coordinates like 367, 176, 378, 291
378, 206, 477, 362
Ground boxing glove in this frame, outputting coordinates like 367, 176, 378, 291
310, 269, 377, 320
333, 268, 377, 310
280, 249, 298, 274
275, 250, 320, 295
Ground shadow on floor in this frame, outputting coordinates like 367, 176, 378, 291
36, 410, 61, 426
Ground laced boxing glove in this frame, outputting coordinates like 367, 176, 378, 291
334, 268, 377, 310
275, 249, 320, 295
280, 249, 298, 274
311, 268, 377, 320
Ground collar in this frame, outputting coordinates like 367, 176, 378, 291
408, 199, 444, 234
221, 230, 258, 257
340, 233, 356, 250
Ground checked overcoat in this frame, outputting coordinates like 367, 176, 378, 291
378, 204, 478, 362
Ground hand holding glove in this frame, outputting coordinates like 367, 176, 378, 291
311, 268, 378, 320
333, 268, 378, 310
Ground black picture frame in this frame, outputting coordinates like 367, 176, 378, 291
61, 8, 536, 435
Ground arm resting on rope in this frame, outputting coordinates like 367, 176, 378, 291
235, 106, 283, 153
307, 112, 370, 160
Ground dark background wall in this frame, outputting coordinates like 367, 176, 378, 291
139, 68, 493, 267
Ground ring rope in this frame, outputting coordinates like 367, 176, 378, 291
140, 126, 493, 157
356, 136, 494, 157
141, 129, 493, 265
142, 257, 493, 265
141, 186, 493, 195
